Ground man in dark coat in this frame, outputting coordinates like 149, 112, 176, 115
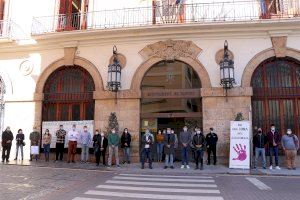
2, 126, 14, 162
192, 128, 206, 170
206, 127, 218, 165
164, 128, 176, 169
253, 127, 267, 169
93, 130, 108, 166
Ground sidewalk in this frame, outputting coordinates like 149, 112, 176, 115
2, 159, 300, 176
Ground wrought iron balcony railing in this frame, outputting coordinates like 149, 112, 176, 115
31, 0, 300, 35
0, 20, 27, 40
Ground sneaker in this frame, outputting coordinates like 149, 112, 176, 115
14, 158, 17, 160
164, 166, 168, 169
117, 165, 121, 168
149, 166, 153, 169
170, 166, 174, 169
275, 166, 281, 170
194, 166, 199, 170
292, 167, 296, 170
253, 167, 257, 170
269, 166, 273, 170
263, 167, 266, 169
141, 166, 144, 169
181, 165, 184, 169
186, 165, 190, 169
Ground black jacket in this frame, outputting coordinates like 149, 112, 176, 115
206, 132, 218, 146
93, 135, 108, 151
16, 133, 25, 145
2, 131, 14, 147
121, 133, 131, 148
192, 133, 206, 150
253, 133, 267, 148
141, 134, 153, 149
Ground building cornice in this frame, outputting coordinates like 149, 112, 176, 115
1, 19, 300, 53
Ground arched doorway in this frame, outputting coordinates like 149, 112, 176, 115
0, 76, 5, 132
251, 57, 300, 136
140, 60, 202, 159
42, 66, 95, 121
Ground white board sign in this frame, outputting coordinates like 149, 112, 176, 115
42, 120, 94, 148
229, 121, 251, 169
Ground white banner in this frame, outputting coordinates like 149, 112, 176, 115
229, 121, 251, 169
42, 120, 94, 148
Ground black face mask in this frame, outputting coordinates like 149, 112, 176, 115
258, 131, 262, 133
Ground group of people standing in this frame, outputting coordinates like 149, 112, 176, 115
141, 126, 218, 170
253, 124, 299, 170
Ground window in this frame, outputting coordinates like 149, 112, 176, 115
42, 66, 95, 121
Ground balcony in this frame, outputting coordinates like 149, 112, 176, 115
0, 20, 26, 40
31, 0, 300, 35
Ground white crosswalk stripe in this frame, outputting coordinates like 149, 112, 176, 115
73, 173, 224, 200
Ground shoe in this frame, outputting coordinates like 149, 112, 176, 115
141, 166, 144, 169
181, 165, 184, 169
67, 161, 70, 163
149, 166, 153, 169
170, 166, 174, 169
14, 158, 17, 160
269, 166, 273, 170
128, 161, 131, 164
1, 160, 4, 162
275, 166, 281, 170
194, 167, 199, 170
6, 160, 9, 163
96, 164, 99, 166
164, 166, 168, 169
29, 159, 32, 161
72, 161, 75, 163
117, 165, 121, 168
107, 165, 111, 168
200, 165, 203, 170
263, 167, 266, 169
213, 163, 217, 165
207, 163, 210, 165
186, 165, 190, 169
288, 167, 292, 170
253, 167, 257, 170
292, 167, 296, 170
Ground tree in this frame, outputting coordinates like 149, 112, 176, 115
107, 112, 119, 132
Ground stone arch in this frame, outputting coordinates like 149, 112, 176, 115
35, 56, 104, 96
0, 69, 13, 95
241, 48, 300, 87
131, 40, 211, 91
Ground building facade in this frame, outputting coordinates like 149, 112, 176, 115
0, 0, 300, 162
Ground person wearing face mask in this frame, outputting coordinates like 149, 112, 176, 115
1, 126, 14, 163
180, 126, 191, 169
108, 128, 120, 167
29, 126, 40, 162
281, 129, 299, 170
206, 127, 218, 165
253, 127, 267, 169
93, 129, 107, 166
156, 130, 164, 162
55, 125, 66, 162
192, 127, 206, 170
267, 124, 281, 170
67, 124, 79, 163
164, 128, 176, 169
141, 129, 154, 169
42, 129, 52, 162
14, 129, 25, 161
79, 126, 91, 163
121, 128, 132, 164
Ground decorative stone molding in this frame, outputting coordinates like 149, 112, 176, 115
109, 53, 127, 68
271, 36, 287, 58
201, 87, 253, 97
64, 47, 77, 66
215, 49, 234, 64
19, 60, 34, 76
139, 39, 202, 61
241, 48, 300, 87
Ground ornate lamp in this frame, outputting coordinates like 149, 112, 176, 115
107, 45, 121, 92
220, 40, 235, 90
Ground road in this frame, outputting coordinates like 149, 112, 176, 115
0, 164, 299, 200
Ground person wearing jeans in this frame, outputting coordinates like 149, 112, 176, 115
180, 126, 191, 169
121, 128, 131, 164
14, 129, 25, 161
281, 129, 299, 170
141, 129, 154, 169
267, 124, 281, 170
164, 128, 175, 169
42, 129, 52, 162
108, 128, 120, 167
156, 130, 164, 162
79, 126, 91, 163
253, 128, 267, 169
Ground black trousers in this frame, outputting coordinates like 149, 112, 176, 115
95, 150, 106, 165
195, 149, 204, 167
56, 143, 65, 161
207, 145, 217, 164
2, 145, 12, 161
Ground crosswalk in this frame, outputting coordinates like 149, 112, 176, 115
73, 173, 224, 200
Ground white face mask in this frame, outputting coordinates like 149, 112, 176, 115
84, 128, 87, 132
197, 131, 201, 134
72, 127, 76, 131
125, 130, 128, 133
183, 128, 188, 132
271, 127, 275, 132
101, 133, 104, 136
112, 131, 116, 134
287, 131, 292, 135
95, 132, 99, 135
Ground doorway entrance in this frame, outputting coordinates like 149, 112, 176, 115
140, 60, 202, 161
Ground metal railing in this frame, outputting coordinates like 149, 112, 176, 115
0, 20, 27, 40
31, 0, 300, 35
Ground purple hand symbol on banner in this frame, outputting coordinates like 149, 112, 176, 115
232, 144, 247, 161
